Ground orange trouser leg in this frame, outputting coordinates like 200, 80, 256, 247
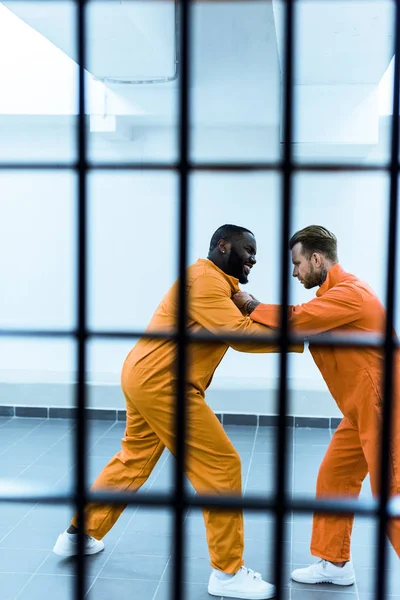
123, 370, 244, 573
71, 406, 165, 538
311, 418, 368, 562
358, 398, 400, 557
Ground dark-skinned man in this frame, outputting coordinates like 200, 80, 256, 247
53, 224, 303, 600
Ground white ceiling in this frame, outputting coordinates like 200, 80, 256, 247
2, 1, 176, 81
2, 1, 281, 126
1, 0, 395, 129
273, 0, 394, 84
191, 2, 281, 124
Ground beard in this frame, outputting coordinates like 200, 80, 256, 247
303, 263, 328, 289
226, 247, 249, 284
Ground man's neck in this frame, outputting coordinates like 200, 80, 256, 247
207, 253, 224, 272
319, 261, 338, 286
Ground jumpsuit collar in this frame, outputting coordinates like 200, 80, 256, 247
197, 258, 240, 292
316, 263, 346, 297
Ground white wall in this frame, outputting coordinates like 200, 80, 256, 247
0, 121, 397, 417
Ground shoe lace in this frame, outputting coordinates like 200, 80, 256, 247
241, 566, 262, 580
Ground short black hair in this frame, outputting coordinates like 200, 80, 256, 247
208, 224, 255, 253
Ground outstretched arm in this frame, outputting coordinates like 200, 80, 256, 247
189, 274, 303, 353
236, 284, 363, 334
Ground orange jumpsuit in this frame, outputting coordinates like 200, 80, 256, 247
251, 263, 400, 561
73, 258, 302, 572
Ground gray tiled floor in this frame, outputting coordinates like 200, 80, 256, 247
0, 417, 398, 599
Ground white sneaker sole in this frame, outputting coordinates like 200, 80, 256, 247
53, 535, 105, 557
291, 574, 355, 586
208, 585, 276, 599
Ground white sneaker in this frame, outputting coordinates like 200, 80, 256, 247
292, 559, 355, 586
53, 530, 104, 557
208, 566, 276, 599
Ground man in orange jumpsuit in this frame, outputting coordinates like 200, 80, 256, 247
233, 224, 400, 587
53, 224, 303, 600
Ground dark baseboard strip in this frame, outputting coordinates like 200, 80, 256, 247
293, 416, 330, 429
118, 409, 126, 422
330, 417, 342, 430
259, 415, 294, 427
15, 406, 48, 418
224, 414, 257, 426
0, 405, 342, 429
49, 407, 77, 419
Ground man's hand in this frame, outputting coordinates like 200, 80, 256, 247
233, 291, 260, 315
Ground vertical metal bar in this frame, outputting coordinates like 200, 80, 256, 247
274, 0, 295, 598
375, 2, 400, 600
75, 1, 88, 600
172, 0, 190, 599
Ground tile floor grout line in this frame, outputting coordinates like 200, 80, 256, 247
0, 420, 69, 547
0, 420, 117, 548
150, 496, 195, 600
53, 420, 120, 492
0, 416, 14, 430
12, 424, 77, 481
0, 570, 79, 576
0, 425, 68, 466
14, 552, 55, 600
286, 587, 358, 596
10, 420, 120, 600
1, 571, 196, 581
0, 418, 48, 459
289, 425, 295, 600
243, 421, 259, 495
85, 450, 172, 598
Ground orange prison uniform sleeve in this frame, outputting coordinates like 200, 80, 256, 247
251, 283, 365, 334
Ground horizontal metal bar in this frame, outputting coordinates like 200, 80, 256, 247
0, 329, 77, 338
190, 162, 391, 173
0, 486, 396, 517
0, 163, 77, 171
0, 161, 393, 173
0, 162, 177, 172
0, 328, 395, 350
0, 0, 391, 3
305, 332, 391, 348
88, 330, 394, 349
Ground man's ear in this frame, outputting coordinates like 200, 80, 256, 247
218, 239, 229, 255
312, 252, 323, 268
